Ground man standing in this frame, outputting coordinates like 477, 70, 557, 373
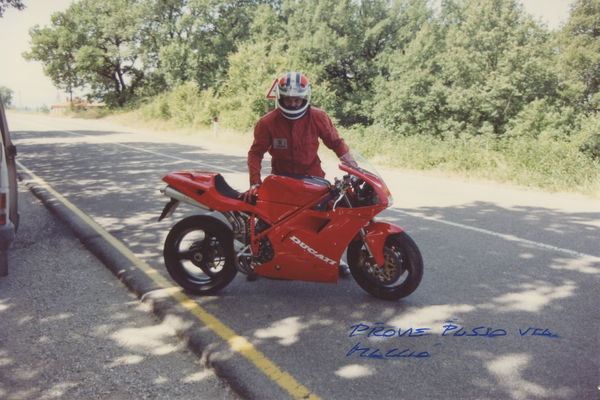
244, 71, 355, 200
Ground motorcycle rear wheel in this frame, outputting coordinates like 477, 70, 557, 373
164, 215, 237, 295
348, 231, 423, 300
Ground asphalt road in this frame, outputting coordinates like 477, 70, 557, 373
0, 176, 241, 400
7, 111, 600, 400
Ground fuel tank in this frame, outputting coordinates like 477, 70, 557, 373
258, 175, 330, 207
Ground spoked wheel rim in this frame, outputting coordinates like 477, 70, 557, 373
173, 228, 227, 285
348, 232, 423, 300
359, 244, 409, 287
164, 216, 237, 295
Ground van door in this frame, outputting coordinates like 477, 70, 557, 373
0, 99, 18, 275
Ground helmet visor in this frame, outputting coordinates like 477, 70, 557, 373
280, 96, 307, 111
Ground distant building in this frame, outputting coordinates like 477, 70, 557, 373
51, 98, 106, 115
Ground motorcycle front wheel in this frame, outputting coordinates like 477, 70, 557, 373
348, 231, 423, 300
163, 215, 237, 295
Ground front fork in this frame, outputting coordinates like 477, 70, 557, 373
359, 221, 404, 267
340, 189, 404, 268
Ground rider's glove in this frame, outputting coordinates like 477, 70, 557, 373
339, 152, 358, 167
240, 183, 260, 204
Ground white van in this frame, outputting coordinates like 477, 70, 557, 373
0, 99, 18, 275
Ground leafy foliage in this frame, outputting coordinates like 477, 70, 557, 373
0, 0, 24, 17
0, 86, 14, 106
25, 0, 148, 107
374, 0, 560, 138
556, 0, 600, 113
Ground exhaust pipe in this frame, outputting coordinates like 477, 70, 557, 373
162, 186, 211, 211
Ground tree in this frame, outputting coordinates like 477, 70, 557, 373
556, 0, 600, 113
280, 0, 431, 126
137, 0, 192, 89
217, 39, 288, 130
372, 21, 447, 136
186, 0, 269, 88
24, 12, 84, 102
140, 0, 272, 90
72, 0, 148, 106
373, 0, 560, 137
440, 0, 559, 135
25, 0, 148, 107
0, 86, 14, 106
0, 0, 24, 17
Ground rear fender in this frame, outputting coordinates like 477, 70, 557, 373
362, 221, 404, 267
162, 171, 256, 212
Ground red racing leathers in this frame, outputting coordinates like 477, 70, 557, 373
247, 107, 349, 185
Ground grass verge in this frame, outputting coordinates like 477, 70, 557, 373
340, 126, 599, 196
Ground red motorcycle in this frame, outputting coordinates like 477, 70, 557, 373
158, 152, 423, 300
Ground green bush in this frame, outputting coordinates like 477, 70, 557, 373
573, 113, 600, 160
138, 84, 220, 128
342, 125, 599, 193
506, 99, 578, 140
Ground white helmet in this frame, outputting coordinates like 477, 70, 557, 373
276, 71, 311, 120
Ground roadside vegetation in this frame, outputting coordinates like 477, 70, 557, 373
24, 0, 600, 194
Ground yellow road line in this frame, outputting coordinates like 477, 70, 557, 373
17, 160, 322, 400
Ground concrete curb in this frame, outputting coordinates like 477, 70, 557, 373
24, 179, 162, 298
18, 172, 258, 400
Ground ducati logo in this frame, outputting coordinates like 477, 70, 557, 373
290, 236, 337, 265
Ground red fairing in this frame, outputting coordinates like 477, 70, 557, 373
259, 175, 329, 207
362, 222, 404, 267
339, 164, 393, 208
162, 171, 255, 212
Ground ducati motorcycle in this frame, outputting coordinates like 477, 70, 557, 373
158, 152, 423, 300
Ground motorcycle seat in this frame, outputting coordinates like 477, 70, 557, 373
215, 174, 242, 199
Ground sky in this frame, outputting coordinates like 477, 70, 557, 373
0, 0, 576, 109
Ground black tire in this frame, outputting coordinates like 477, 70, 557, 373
163, 215, 237, 295
348, 231, 423, 300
